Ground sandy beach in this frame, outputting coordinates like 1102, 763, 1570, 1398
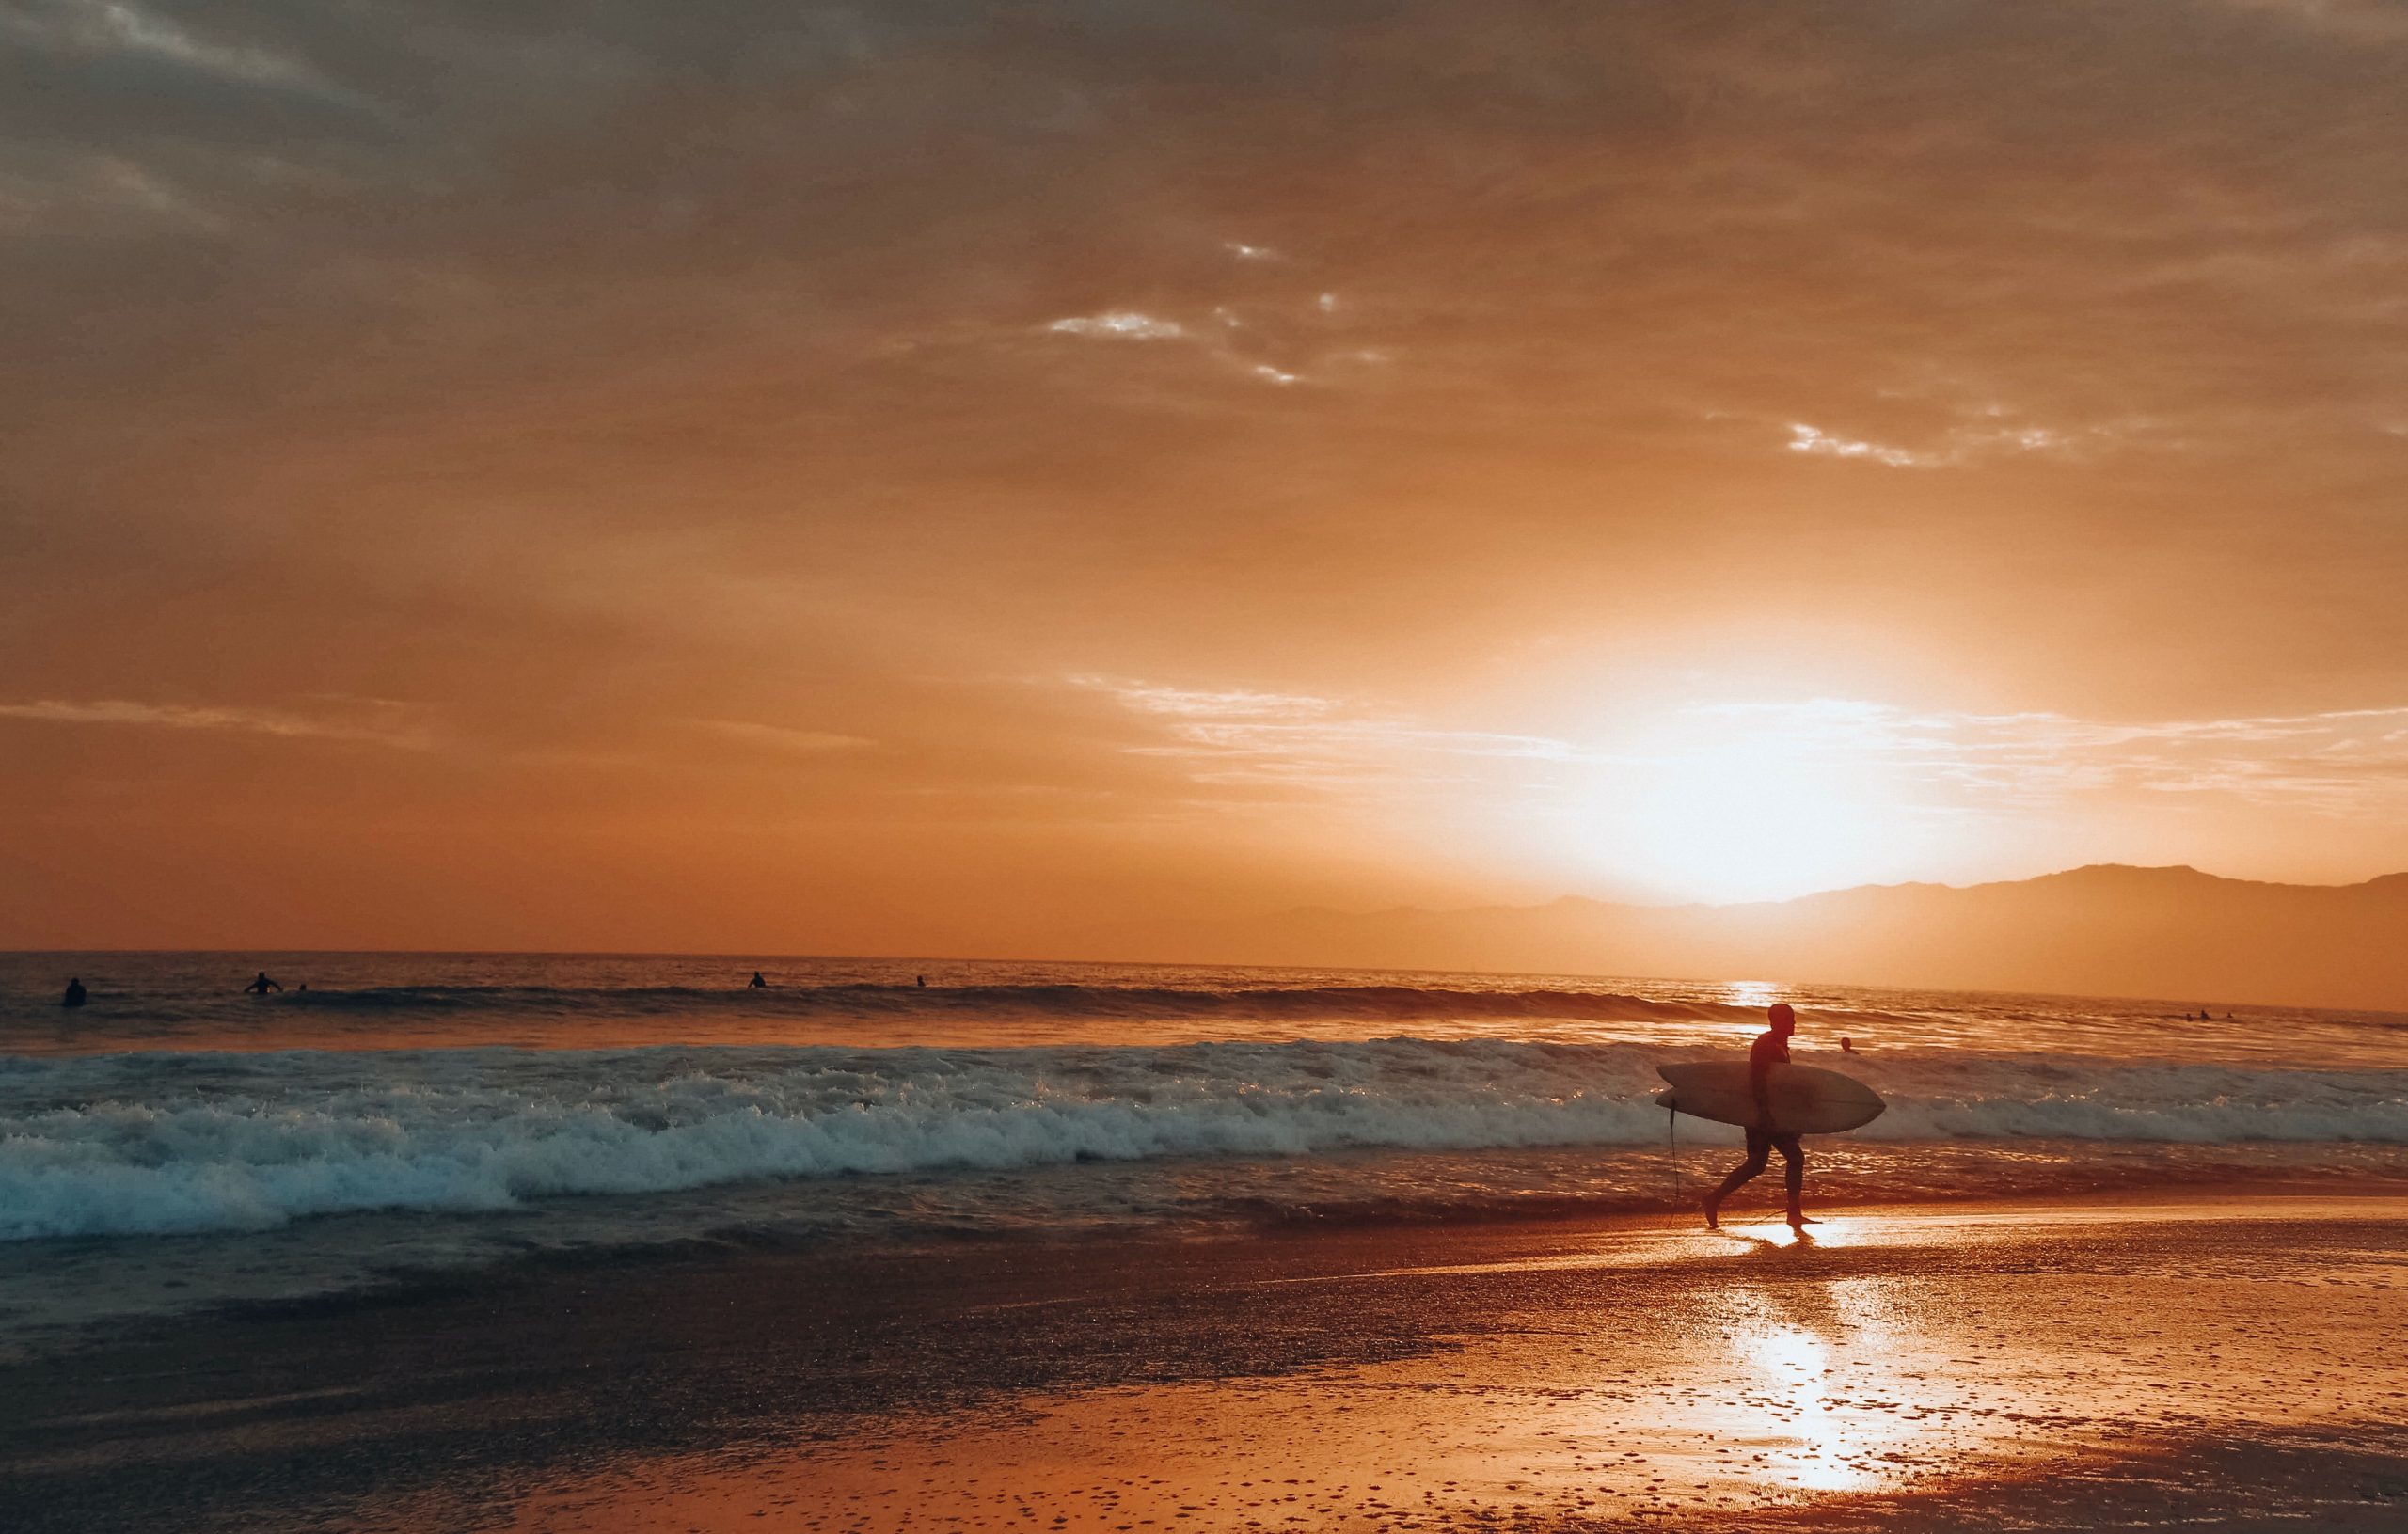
4, 1189, 2401, 1532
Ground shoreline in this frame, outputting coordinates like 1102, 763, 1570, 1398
4, 1188, 2403, 1530
7, 1163, 2403, 1363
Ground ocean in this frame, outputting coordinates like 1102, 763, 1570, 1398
3, 953, 2403, 1357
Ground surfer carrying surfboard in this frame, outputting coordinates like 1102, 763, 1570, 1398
1703, 1002, 1812, 1231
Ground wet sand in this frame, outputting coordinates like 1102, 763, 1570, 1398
4, 1192, 2404, 1531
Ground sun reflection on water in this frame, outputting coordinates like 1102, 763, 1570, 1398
1723, 979, 1783, 1035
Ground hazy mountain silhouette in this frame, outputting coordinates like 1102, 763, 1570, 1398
1103, 866, 2408, 1010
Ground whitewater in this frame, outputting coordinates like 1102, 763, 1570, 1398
2, 954, 2403, 1350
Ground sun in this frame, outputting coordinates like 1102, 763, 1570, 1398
1543, 704, 1960, 905
1623, 749, 1891, 902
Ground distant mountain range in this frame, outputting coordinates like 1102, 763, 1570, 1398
1104, 865, 2408, 1011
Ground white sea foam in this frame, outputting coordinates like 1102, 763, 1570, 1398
3, 1040, 2402, 1241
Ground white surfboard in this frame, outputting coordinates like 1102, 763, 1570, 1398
1655, 1061, 1885, 1135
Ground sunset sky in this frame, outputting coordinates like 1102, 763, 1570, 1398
7, 1, 2407, 953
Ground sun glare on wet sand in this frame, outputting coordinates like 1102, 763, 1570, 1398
346, 1199, 2408, 1534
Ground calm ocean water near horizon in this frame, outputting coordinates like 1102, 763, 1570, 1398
2, 952, 2404, 1356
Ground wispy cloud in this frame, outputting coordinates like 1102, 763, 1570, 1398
2222, 0, 2408, 43
1036, 238, 1380, 388
1041, 306, 1319, 387
0, 154, 235, 234
1079, 679, 1338, 720
0, 2, 380, 235
1785, 419, 2088, 469
1694, 699, 2408, 812
689, 720, 873, 754
0, 697, 430, 747
1787, 423, 1929, 467
1077, 676, 2408, 820
1071, 675, 1587, 794
5, 0, 341, 92
1047, 311, 1186, 340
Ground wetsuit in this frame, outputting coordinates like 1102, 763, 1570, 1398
1735, 1028, 1804, 1198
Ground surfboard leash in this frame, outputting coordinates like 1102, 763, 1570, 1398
1667, 1098, 1681, 1202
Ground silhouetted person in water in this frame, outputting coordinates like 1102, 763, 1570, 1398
1704, 1002, 1812, 1231
748, 972, 768, 988
915, 974, 927, 988
244, 972, 282, 995
61, 978, 86, 1009
1839, 1035, 1855, 1054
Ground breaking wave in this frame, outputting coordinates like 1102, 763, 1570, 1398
264, 982, 1754, 1023
4, 1039, 2402, 1241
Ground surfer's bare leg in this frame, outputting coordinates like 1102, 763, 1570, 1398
1774, 1133, 1812, 1227
1704, 1130, 1772, 1228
